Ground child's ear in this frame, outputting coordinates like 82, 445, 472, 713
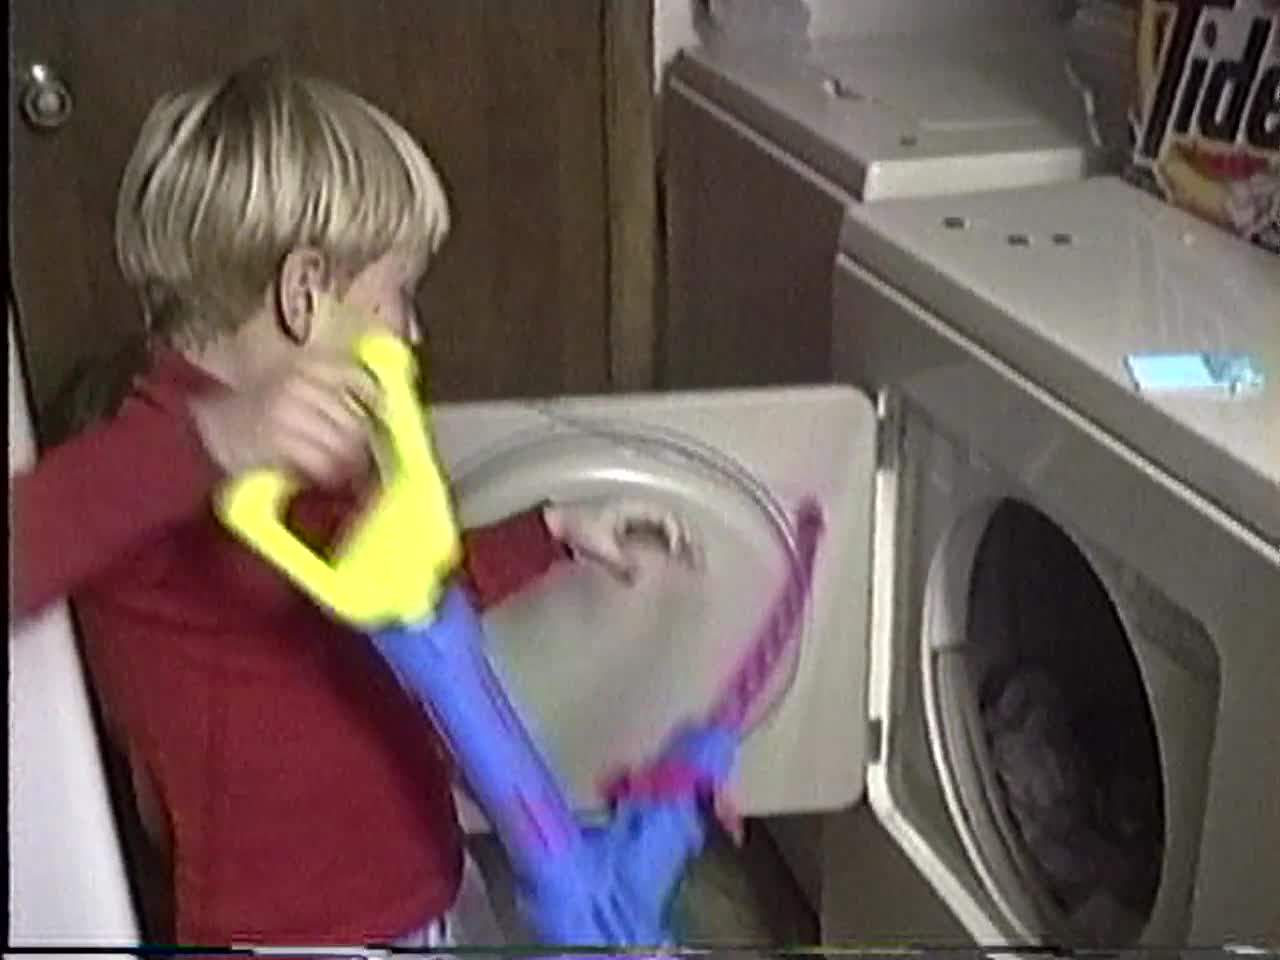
276, 247, 330, 344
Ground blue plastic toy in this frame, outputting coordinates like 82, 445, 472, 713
373, 585, 740, 949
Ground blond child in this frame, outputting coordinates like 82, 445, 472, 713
14, 58, 693, 947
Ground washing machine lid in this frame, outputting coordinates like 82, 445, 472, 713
667, 28, 1096, 202
430, 385, 876, 823
838, 176, 1280, 546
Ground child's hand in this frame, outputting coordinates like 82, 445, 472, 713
542, 499, 701, 584
712, 789, 744, 847
189, 356, 383, 488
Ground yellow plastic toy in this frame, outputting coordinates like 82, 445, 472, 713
216, 326, 461, 628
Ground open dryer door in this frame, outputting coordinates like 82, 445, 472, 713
429, 385, 878, 824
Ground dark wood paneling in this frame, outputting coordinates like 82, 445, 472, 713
9, 1, 632, 937
11, 1, 612, 445
604, 0, 658, 392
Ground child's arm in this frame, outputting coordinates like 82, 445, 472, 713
12, 353, 381, 625
10, 403, 221, 623
457, 501, 699, 611
457, 505, 570, 611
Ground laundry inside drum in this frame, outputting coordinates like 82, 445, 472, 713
448, 417, 805, 812
931, 499, 1165, 947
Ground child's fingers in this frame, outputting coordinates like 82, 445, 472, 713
300, 359, 385, 420
286, 377, 374, 441
712, 790, 744, 847
579, 539, 638, 586
277, 433, 350, 487
336, 365, 384, 420
613, 502, 701, 567
276, 419, 367, 485
664, 514, 702, 568
273, 398, 370, 485
295, 413, 365, 462
284, 433, 373, 487
597, 549, 640, 586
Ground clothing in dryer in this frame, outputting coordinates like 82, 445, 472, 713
970, 501, 1164, 944
982, 666, 1161, 941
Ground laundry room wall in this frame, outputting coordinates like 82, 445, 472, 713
653, 0, 1075, 86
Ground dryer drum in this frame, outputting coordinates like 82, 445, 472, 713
934, 499, 1165, 947
447, 415, 811, 808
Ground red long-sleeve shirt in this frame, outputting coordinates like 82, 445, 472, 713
10, 350, 568, 945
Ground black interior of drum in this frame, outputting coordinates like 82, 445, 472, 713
968, 499, 1164, 944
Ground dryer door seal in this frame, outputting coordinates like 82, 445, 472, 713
862, 393, 1014, 945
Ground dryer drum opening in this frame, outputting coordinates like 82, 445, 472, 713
930, 499, 1165, 947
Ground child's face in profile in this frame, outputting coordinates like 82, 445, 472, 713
311, 250, 426, 351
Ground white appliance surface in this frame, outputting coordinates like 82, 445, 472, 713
806, 0, 1068, 39
858, 395, 1221, 946
839, 176, 1280, 546
430, 387, 876, 827
822, 182, 1280, 943
9, 315, 140, 950
660, 23, 1099, 390
671, 27, 1096, 202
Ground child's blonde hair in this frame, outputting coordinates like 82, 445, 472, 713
115, 59, 450, 345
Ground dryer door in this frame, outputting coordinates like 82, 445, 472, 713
429, 385, 878, 824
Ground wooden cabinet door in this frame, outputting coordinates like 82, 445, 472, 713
11, 1, 620, 445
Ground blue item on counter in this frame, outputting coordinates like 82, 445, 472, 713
1125, 351, 1265, 396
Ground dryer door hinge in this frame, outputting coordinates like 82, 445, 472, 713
866, 716, 885, 765
873, 388, 904, 471
875, 419, 906, 476
874, 411, 902, 471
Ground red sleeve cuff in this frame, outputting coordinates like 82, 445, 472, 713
457, 504, 571, 611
